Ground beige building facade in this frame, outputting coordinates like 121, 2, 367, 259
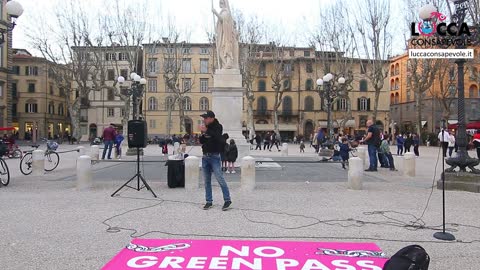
11, 49, 71, 140
0, 0, 10, 128
142, 43, 390, 140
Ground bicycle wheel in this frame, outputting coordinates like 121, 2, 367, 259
44, 152, 60, 172
20, 153, 33, 175
12, 149, 22, 159
0, 158, 10, 186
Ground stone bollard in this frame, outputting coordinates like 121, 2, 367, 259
32, 150, 45, 176
281, 143, 288, 157
77, 155, 93, 190
241, 156, 256, 191
404, 152, 416, 177
77, 146, 85, 157
173, 142, 180, 154
185, 156, 200, 191
357, 146, 367, 169
348, 157, 363, 190
90, 145, 99, 161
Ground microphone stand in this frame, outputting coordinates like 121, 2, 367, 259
433, 121, 455, 241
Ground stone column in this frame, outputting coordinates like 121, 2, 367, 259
185, 156, 200, 190
348, 157, 363, 190
32, 150, 45, 176
241, 156, 256, 191
357, 146, 367, 170
90, 145, 99, 161
211, 69, 250, 160
281, 143, 288, 157
404, 152, 416, 177
77, 155, 93, 190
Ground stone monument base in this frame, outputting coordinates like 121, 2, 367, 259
437, 172, 480, 193
211, 69, 250, 160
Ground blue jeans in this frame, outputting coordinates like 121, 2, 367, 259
102, 140, 114, 159
202, 154, 231, 203
385, 153, 395, 169
367, 144, 378, 170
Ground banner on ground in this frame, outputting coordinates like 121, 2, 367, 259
103, 239, 388, 270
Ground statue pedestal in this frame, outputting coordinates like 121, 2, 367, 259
438, 172, 480, 193
212, 69, 250, 160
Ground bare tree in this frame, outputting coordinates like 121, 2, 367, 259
432, 60, 457, 123
161, 22, 197, 134
235, 11, 265, 139
352, 0, 392, 121
264, 42, 294, 136
312, 1, 357, 132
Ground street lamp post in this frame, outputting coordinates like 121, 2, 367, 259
0, 0, 24, 44
316, 74, 345, 142
117, 72, 147, 121
441, 0, 479, 173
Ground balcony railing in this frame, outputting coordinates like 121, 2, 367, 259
254, 110, 271, 116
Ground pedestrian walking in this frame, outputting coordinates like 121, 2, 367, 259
404, 133, 413, 153
101, 124, 116, 160
438, 128, 450, 157
225, 139, 238, 174
470, 129, 480, 159
254, 134, 262, 150
448, 131, 456, 157
300, 141, 305, 153
396, 134, 404, 155
114, 130, 124, 159
269, 131, 280, 152
199, 111, 232, 211
362, 120, 381, 172
413, 133, 420, 157
316, 128, 326, 151
263, 132, 271, 150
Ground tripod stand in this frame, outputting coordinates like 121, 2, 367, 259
111, 148, 157, 198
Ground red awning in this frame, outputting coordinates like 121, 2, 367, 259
448, 121, 480, 130
0, 127, 15, 131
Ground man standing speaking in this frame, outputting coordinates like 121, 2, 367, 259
199, 111, 232, 211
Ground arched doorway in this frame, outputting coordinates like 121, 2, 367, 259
304, 120, 314, 140
184, 118, 193, 135
89, 124, 97, 140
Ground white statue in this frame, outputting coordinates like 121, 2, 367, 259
212, 0, 239, 70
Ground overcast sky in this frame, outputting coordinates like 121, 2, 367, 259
12, 0, 405, 55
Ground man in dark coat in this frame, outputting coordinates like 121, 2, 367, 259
199, 111, 232, 211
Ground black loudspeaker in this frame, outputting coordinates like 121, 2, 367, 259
128, 120, 148, 148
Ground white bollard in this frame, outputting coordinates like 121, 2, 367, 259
90, 145, 99, 161
241, 156, 256, 191
185, 156, 200, 190
173, 142, 180, 154
348, 157, 363, 190
357, 146, 367, 169
76, 155, 93, 190
77, 146, 85, 157
281, 143, 288, 157
404, 152, 416, 177
32, 150, 45, 176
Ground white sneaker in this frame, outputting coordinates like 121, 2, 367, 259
231, 170, 236, 174
225, 171, 231, 174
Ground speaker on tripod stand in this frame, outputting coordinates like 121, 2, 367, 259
111, 120, 157, 197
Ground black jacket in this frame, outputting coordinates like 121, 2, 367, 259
199, 119, 224, 154
225, 144, 238, 162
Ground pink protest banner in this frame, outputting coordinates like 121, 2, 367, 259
103, 239, 388, 270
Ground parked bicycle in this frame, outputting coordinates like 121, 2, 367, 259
0, 156, 10, 186
0, 140, 22, 159
20, 139, 60, 175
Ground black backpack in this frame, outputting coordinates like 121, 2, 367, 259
383, 245, 430, 270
